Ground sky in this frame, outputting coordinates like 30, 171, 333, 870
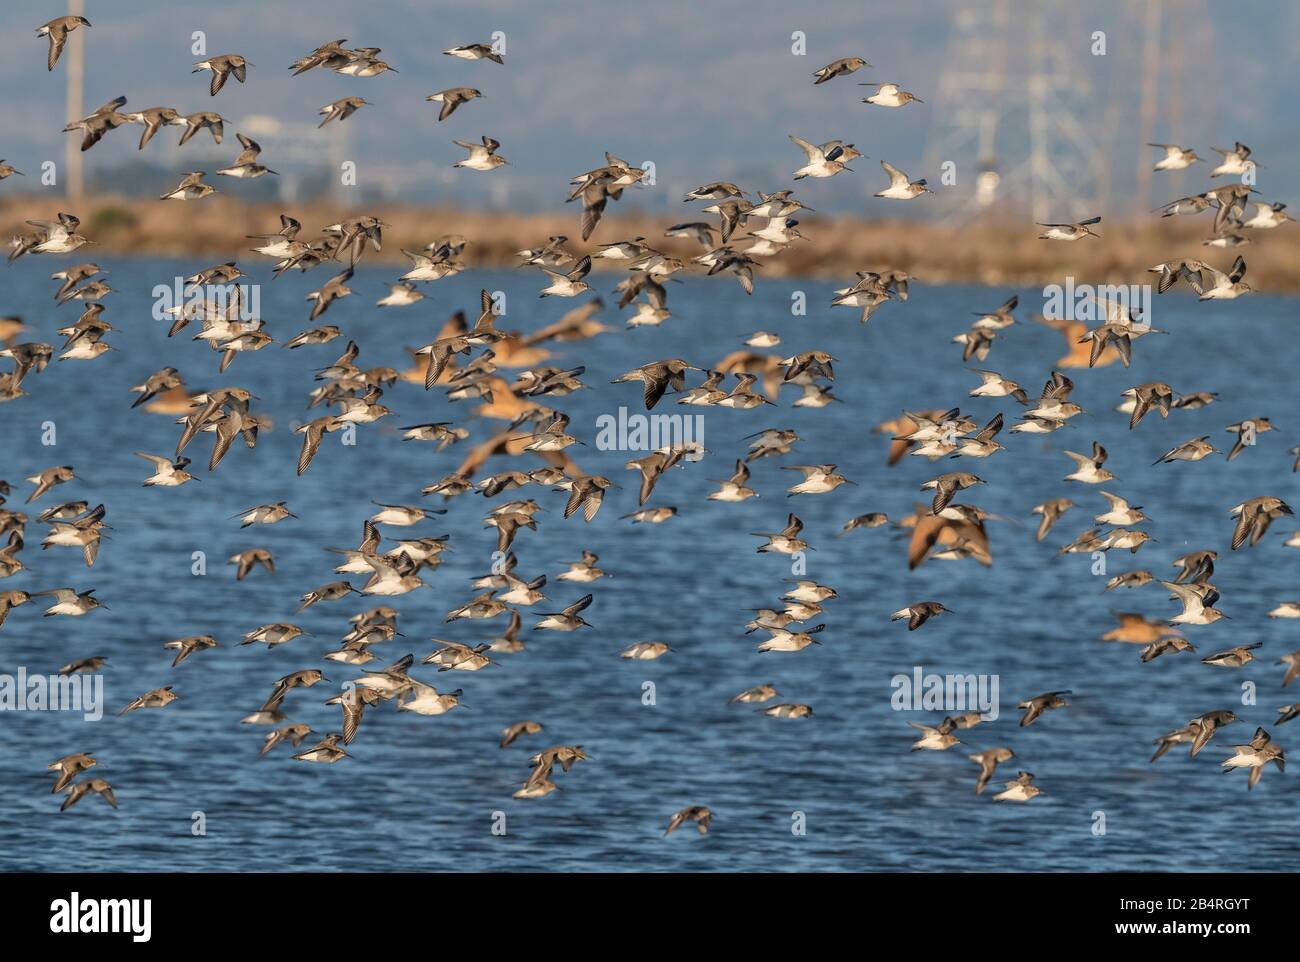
2, 0, 1296, 216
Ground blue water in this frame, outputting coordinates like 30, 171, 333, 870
1, 257, 1298, 871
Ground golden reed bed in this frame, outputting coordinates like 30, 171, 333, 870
2, 194, 1296, 293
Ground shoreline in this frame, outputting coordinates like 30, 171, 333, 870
3, 195, 1296, 293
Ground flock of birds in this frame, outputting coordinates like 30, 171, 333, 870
1, 20, 1297, 831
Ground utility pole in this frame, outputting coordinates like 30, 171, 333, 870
65, 0, 86, 201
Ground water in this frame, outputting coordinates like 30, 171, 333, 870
2, 257, 1297, 872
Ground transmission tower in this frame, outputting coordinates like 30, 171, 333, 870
922, 0, 1104, 224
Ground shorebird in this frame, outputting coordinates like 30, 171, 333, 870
397, 681, 464, 716
920, 471, 985, 514
1018, 690, 1070, 727
1203, 643, 1261, 668
612, 358, 697, 410
1148, 143, 1201, 170
179, 110, 225, 146
60, 779, 117, 812
119, 686, 177, 715
162, 634, 217, 667
235, 502, 295, 528
993, 772, 1043, 802
0, 160, 22, 180
1038, 216, 1101, 240
1181, 256, 1251, 300
239, 623, 307, 649
1243, 201, 1289, 229
533, 594, 593, 631
891, 602, 951, 631
228, 548, 273, 581
217, 133, 276, 179
1230, 495, 1293, 549
1162, 581, 1227, 626
539, 256, 592, 297
874, 161, 930, 199
427, 87, 482, 121
1221, 727, 1285, 790
1154, 436, 1217, 465
135, 452, 196, 487
501, 721, 544, 748
444, 42, 503, 63
1094, 492, 1146, 527
664, 806, 712, 836
813, 57, 869, 83
909, 717, 960, 751
1031, 498, 1074, 542
756, 624, 824, 652
49, 753, 97, 794
37, 15, 91, 71
789, 136, 853, 179
318, 96, 369, 127
160, 171, 216, 200
1063, 443, 1114, 484
453, 136, 507, 171
261, 724, 313, 755
1210, 142, 1256, 177
1140, 636, 1196, 662
860, 82, 922, 107
293, 733, 350, 763
840, 513, 888, 535
969, 748, 1015, 794
194, 54, 250, 96
36, 587, 104, 617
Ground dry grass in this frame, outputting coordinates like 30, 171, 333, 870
2, 194, 1295, 293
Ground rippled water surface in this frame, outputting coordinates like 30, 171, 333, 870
2, 258, 1298, 872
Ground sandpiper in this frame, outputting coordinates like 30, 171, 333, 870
37, 15, 91, 72
318, 96, 369, 127
993, 771, 1043, 802
1202, 643, 1261, 668
909, 718, 960, 751
228, 548, 273, 581
860, 82, 922, 107
664, 806, 711, 836
789, 136, 853, 179
49, 753, 97, 794
500, 720, 544, 748
217, 133, 277, 179
1148, 143, 1200, 171
813, 57, 869, 83
36, 587, 104, 617
293, 733, 350, 763
1038, 216, 1101, 240
891, 602, 951, 631
444, 42, 503, 63
194, 54, 250, 96
1221, 727, 1285, 790
453, 136, 507, 171
427, 87, 482, 121
119, 686, 177, 715
160, 171, 216, 201
874, 161, 930, 199
969, 748, 1015, 794
1154, 436, 1217, 465
1019, 690, 1070, 727
60, 779, 116, 812
1230, 495, 1292, 549
235, 502, 296, 528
